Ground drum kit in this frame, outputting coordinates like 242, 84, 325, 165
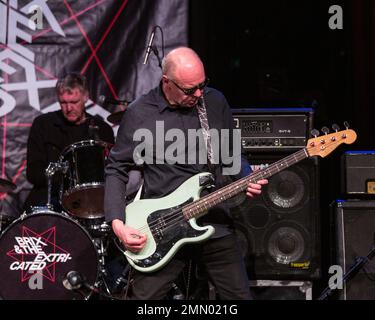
0, 138, 126, 300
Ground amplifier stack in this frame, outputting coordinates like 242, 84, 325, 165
230, 108, 321, 286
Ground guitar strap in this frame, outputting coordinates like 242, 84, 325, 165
196, 95, 214, 163
134, 182, 143, 201
196, 95, 217, 176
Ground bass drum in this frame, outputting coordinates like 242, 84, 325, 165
0, 210, 98, 300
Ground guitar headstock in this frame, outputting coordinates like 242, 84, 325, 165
307, 128, 357, 158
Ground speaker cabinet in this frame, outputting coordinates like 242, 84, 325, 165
334, 200, 375, 300
230, 154, 321, 280
341, 151, 375, 196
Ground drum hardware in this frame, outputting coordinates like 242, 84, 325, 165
107, 110, 125, 125
88, 118, 100, 141
111, 264, 131, 295
92, 237, 113, 296
45, 161, 68, 210
104, 96, 129, 126
78, 218, 112, 239
16, 211, 28, 221
75, 217, 115, 299
29, 205, 57, 215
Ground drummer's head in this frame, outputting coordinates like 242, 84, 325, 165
56, 73, 89, 125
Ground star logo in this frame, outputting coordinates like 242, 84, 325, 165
6, 226, 72, 283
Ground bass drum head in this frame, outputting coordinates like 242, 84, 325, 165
0, 212, 98, 300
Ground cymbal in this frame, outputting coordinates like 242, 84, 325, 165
0, 178, 16, 193
107, 110, 125, 125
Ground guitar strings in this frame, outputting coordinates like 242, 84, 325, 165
143, 159, 300, 236
134, 148, 309, 236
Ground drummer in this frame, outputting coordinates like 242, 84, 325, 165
24, 72, 114, 212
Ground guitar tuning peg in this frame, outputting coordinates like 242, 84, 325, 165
310, 129, 320, 137
332, 124, 340, 132
321, 126, 330, 135
343, 121, 350, 129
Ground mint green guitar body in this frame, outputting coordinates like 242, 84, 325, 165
124, 172, 215, 273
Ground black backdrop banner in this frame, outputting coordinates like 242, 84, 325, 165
0, 0, 188, 218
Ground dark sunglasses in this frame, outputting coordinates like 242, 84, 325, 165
169, 78, 209, 95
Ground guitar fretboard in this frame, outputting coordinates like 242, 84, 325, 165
182, 148, 309, 219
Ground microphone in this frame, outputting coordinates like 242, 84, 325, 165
63, 271, 84, 290
98, 95, 129, 106
63, 270, 123, 300
143, 27, 156, 65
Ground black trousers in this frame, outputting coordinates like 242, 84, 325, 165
129, 233, 252, 300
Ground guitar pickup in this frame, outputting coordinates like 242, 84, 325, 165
199, 174, 215, 189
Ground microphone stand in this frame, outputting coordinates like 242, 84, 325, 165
318, 244, 375, 300
150, 45, 162, 70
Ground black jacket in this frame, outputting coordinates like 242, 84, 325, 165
24, 110, 114, 210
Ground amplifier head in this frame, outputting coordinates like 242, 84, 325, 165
232, 108, 314, 152
341, 151, 375, 197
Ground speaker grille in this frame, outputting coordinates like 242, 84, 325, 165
266, 222, 308, 265
265, 167, 309, 212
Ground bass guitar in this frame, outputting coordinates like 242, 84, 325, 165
123, 128, 357, 273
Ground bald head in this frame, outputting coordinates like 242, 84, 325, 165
161, 47, 206, 108
162, 47, 205, 81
